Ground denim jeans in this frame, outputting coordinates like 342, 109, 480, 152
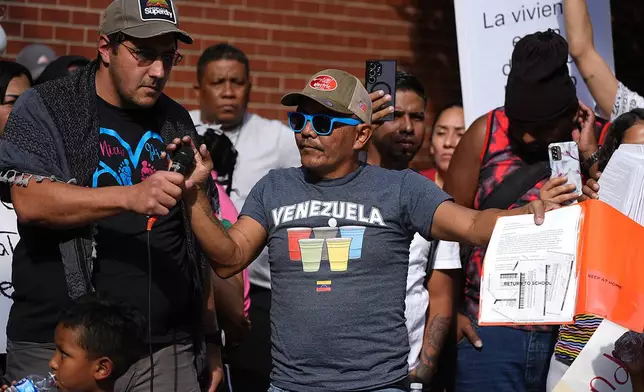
456, 323, 557, 392
268, 384, 406, 392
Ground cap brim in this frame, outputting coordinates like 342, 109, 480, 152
121, 22, 193, 44
281, 92, 354, 116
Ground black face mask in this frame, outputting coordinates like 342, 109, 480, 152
509, 122, 575, 164
197, 128, 238, 195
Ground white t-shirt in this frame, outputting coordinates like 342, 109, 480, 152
405, 237, 461, 370
190, 110, 301, 288
611, 81, 644, 120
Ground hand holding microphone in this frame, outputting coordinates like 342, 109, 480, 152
123, 139, 198, 219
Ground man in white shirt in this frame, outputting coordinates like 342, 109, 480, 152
365, 71, 461, 390
190, 43, 300, 391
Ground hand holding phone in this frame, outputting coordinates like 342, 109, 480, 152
365, 60, 396, 122
547, 141, 583, 205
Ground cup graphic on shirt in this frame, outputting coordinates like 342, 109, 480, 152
287, 228, 312, 261
325, 238, 352, 272
312, 227, 339, 260
298, 238, 325, 272
339, 226, 366, 259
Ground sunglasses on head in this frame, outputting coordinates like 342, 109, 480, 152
287, 112, 362, 136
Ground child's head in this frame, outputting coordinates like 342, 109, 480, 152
50, 293, 146, 392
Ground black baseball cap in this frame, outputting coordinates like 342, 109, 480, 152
99, 0, 193, 44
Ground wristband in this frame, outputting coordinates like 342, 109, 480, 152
581, 147, 602, 173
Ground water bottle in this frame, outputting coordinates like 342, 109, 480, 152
614, 331, 644, 363
410, 382, 423, 392
8, 373, 56, 392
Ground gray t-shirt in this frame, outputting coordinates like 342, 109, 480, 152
240, 164, 451, 392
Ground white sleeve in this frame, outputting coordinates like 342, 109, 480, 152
432, 240, 462, 270
277, 122, 302, 168
611, 81, 644, 121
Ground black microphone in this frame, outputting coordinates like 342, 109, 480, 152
147, 144, 195, 230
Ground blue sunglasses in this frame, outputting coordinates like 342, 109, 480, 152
287, 112, 362, 136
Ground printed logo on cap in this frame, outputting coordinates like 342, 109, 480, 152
358, 101, 367, 113
309, 75, 337, 92
139, 0, 176, 24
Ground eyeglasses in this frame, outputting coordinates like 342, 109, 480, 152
287, 112, 361, 136
119, 43, 183, 66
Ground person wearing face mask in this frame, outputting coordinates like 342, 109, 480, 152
444, 30, 609, 392
190, 43, 300, 392
0, 61, 33, 136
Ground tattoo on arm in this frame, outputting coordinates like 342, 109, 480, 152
416, 315, 451, 379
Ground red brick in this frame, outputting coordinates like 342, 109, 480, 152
225, 25, 270, 40
25, 0, 57, 5
40, 8, 71, 23
176, 4, 204, 18
87, 0, 110, 10
233, 9, 283, 25
218, 0, 245, 5
163, 85, 187, 100
283, 77, 307, 90
2, 21, 22, 37
23, 23, 53, 39
256, 75, 280, 88
5, 41, 29, 57
68, 45, 97, 59
181, 21, 224, 37
59, 0, 87, 6
293, 1, 320, 13
55, 26, 85, 42
343, 5, 393, 20
203, 8, 230, 20
7, 5, 39, 21
170, 68, 197, 84
71, 11, 100, 26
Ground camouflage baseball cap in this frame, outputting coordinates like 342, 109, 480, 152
99, 0, 193, 44
281, 69, 372, 124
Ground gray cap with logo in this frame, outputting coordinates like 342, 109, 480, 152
99, 0, 193, 44
16, 44, 56, 80
281, 69, 373, 124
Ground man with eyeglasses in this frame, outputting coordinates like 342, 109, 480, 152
0, 0, 222, 390
163, 69, 556, 392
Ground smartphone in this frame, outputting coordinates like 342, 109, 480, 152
365, 60, 396, 121
548, 141, 583, 204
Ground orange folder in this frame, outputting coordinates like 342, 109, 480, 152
478, 199, 644, 332
575, 199, 644, 333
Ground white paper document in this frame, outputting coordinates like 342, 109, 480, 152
554, 320, 632, 392
479, 205, 582, 325
599, 144, 644, 225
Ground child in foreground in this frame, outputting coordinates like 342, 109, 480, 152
49, 293, 146, 392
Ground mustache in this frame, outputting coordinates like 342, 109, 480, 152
297, 141, 323, 151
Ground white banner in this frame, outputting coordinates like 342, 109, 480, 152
454, 0, 615, 128
0, 201, 17, 354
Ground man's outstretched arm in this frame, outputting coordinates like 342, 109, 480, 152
186, 188, 268, 278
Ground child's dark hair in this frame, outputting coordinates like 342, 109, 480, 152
58, 293, 146, 379
598, 109, 644, 171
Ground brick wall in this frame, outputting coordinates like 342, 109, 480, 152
0, 0, 461, 123
2, 0, 643, 170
